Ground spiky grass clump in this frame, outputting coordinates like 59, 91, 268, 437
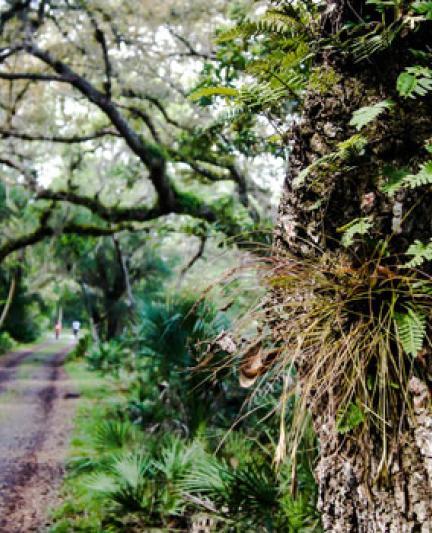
235, 248, 432, 473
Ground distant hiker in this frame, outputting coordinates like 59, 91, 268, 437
72, 320, 81, 338
55, 321, 62, 339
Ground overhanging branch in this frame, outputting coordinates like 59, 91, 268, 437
0, 71, 67, 82
0, 217, 133, 263
0, 127, 121, 143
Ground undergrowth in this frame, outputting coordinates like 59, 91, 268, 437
49, 290, 321, 532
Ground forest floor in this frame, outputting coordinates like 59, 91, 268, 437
0, 338, 77, 532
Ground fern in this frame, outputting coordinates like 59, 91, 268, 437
191, 79, 294, 113
217, 8, 310, 42
397, 66, 432, 98
349, 99, 394, 131
404, 239, 432, 268
412, 1, 432, 20
338, 217, 373, 247
336, 402, 365, 434
394, 306, 427, 357
189, 86, 238, 101
405, 160, 432, 188
350, 20, 404, 62
293, 134, 367, 189
381, 161, 432, 195
379, 166, 410, 195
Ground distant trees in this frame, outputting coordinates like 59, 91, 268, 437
0, 0, 273, 266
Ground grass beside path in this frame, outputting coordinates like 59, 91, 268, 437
48, 357, 124, 532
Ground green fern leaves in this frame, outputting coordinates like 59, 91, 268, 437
412, 1, 432, 20
394, 307, 427, 357
379, 166, 410, 195
404, 239, 432, 268
405, 161, 432, 188
349, 99, 394, 131
293, 134, 367, 189
338, 217, 373, 247
337, 402, 365, 434
397, 66, 432, 98
189, 87, 238, 100
381, 161, 432, 195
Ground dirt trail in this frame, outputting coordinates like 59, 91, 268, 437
0, 339, 77, 532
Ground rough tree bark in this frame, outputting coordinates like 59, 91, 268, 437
274, 1, 432, 530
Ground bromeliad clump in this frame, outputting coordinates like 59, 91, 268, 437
236, 247, 432, 476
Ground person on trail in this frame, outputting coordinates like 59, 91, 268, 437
55, 321, 62, 339
72, 320, 81, 338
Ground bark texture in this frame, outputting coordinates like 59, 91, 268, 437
274, 1, 432, 530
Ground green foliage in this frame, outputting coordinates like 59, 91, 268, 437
349, 99, 394, 130
52, 281, 320, 531
381, 161, 432, 195
350, 20, 405, 62
67, 333, 92, 361
86, 452, 154, 514
404, 239, 432, 267
189, 86, 239, 100
404, 160, 432, 188
397, 66, 432, 98
412, 0, 432, 19
337, 402, 366, 434
338, 217, 373, 247
92, 420, 138, 451
86, 340, 130, 374
0, 331, 14, 355
394, 307, 427, 357
293, 134, 368, 189
379, 166, 410, 195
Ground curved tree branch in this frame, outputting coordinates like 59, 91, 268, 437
36, 189, 164, 223
0, 71, 67, 82
0, 127, 121, 143
26, 43, 177, 211
0, 216, 133, 263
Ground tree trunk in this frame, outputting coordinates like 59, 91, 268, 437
274, 2, 432, 529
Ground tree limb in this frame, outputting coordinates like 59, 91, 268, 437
26, 43, 177, 211
0, 272, 16, 329
120, 88, 187, 130
0, 216, 133, 263
87, 11, 112, 98
178, 234, 207, 285
0, 71, 67, 82
36, 189, 164, 223
167, 28, 216, 61
0, 127, 121, 143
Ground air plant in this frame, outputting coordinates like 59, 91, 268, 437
227, 244, 432, 480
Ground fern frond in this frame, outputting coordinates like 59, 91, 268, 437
189, 86, 238, 101
350, 20, 403, 62
397, 66, 432, 98
292, 134, 367, 189
394, 306, 427, 357
381, 161, 432, 194
404, 239, 432, 268
349, 99, 394, 131
404, 161, 432, 188
237, 82, 288, 107
336, 133, 368, 158
338, 217, 373, 247
412, 1, 432, 20
379, 166, 410, 195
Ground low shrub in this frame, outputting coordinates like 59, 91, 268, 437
0, 331, 14, 354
